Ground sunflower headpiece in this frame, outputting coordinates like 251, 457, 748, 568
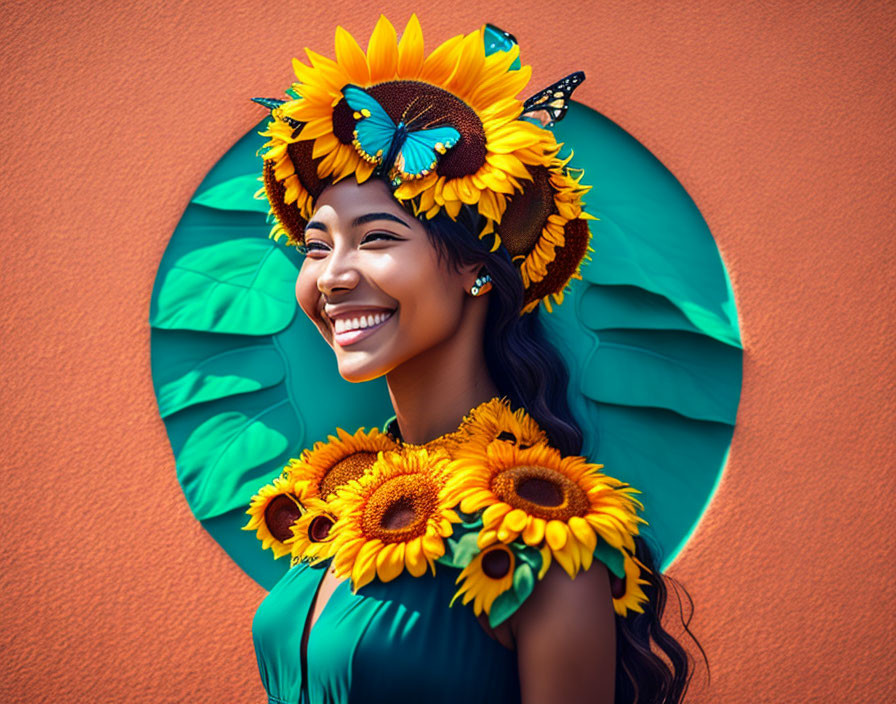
255, 15, 594, 314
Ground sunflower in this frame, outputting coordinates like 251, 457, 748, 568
286, 496, 339, 565
451, 543, 515, 616
286, 426, 399, 502
453, 396, 547, 452
445, 441, 645, 578
397, 397, 545, 458
260, 14, 559, 242
327, 447, 460, 589
243, 476, 304, 558
612, 552, 651, 616
516, 159, 596, 314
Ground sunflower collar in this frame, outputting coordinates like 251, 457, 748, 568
245, 397, 648, 624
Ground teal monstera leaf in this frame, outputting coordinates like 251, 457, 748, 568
150, 105, 741, 590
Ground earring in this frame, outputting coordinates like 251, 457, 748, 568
470, 272, 492, 296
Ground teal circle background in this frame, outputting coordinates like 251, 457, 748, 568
149, 103, 742, 590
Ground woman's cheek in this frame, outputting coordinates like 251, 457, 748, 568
295, 269, 319, 322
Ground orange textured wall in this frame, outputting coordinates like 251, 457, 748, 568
1, 1, 893, 702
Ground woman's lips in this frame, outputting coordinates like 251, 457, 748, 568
331, 310, 396, 347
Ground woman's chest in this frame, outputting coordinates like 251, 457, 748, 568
253, 562, 520, 704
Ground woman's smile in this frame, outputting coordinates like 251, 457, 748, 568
327, 307, 397, 347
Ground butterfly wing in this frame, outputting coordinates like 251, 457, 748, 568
394, 126, 461, 179
342, 84, 397, 165
521, 71, 586, 127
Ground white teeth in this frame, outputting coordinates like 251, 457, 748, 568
333, 311, 393, 334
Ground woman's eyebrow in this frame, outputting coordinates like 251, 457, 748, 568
304, 220, 328, 234
352, 212, 411, 229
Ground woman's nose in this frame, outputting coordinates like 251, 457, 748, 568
317, 249, 361, 296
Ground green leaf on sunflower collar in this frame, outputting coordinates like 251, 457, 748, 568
439, 529, 482, 569
594, 540, 626, 580
192, 174, 270, 213
489, 561, 535, 628
487, 543, 545, 627
456, 511, 484, 530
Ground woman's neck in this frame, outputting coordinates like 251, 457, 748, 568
385, 314, 499, 444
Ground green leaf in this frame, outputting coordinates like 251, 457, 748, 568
192, 174, 271, 213
580, 285, 742, 350
440, 530, 482, 569
151, 238, 298, 335
157, 345, 285, 417
582, 329, 741, 425
489, 562, 535, 628
555, 104, 741, 349
514, 544, 543, 573
201, 508, 289, 591
176, 405, 293, 520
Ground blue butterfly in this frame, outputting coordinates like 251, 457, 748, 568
342, 84, 461, 186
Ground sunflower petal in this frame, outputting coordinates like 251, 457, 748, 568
419, 33, 464, 84
545, 520, 569, 551
335, 25, 370, 84
397, 14, 424, 76
376, 542, 405, 582
406, 537, 427, 576
522, 517, 546, 546
367, 15, 398, 82
504, 508, 528, 533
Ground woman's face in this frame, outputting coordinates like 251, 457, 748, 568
295, 178, 477, 382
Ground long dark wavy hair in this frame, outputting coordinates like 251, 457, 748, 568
421, 204, 706, 704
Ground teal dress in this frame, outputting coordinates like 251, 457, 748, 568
253, 559, 521, 704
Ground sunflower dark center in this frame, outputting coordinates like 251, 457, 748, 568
264, 494, 303, 543
522, 217, 590, 310
491, 465, 589, 521
516, 477, 563, 507
610, 574, 627, 599
319, 451, 377, 498
309, 515, 334, 543
498, 165, 554, 257
363, 474, 439, 543
481, 548, 512, 580
381, 497, 416, 530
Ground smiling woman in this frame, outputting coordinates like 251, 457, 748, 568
236, 15, 705, 704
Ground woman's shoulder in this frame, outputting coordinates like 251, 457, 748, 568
244, 397, 649, 625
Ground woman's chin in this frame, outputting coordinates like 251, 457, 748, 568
336, 360, 390, 384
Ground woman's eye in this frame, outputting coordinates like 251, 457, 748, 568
362, 231, 399, 244
301, 240, 330, 254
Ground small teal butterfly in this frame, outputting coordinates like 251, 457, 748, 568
342, 84, 461, 186
483, 24, 522, 71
